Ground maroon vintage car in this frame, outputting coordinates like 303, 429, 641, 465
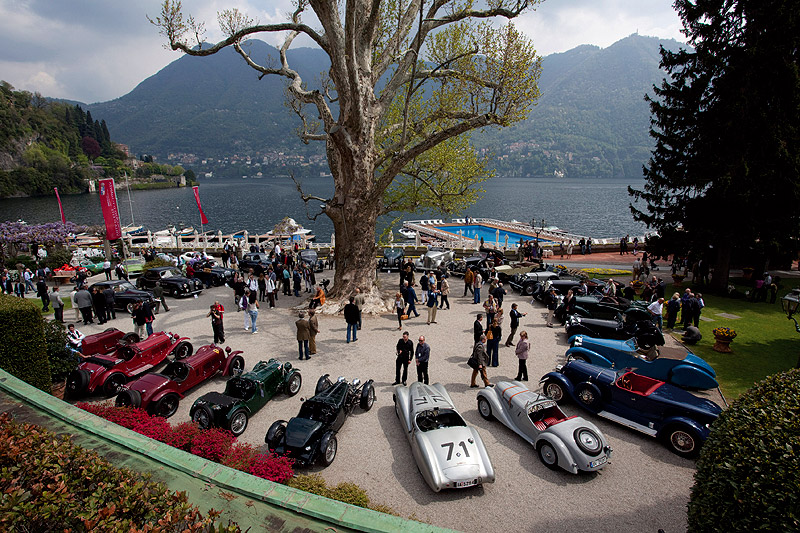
81, 328, 140, 356
66, 332, 192, 398
115, 345, 245, 417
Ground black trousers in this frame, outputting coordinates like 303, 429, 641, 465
395, 358, 409, 384
106, 303, 116, 320
439, 295, 450, 309
80, 306, 94, 324
212, 322, 225, 344
515, 359, 528, 380
53, 306, 63, 322
416, 361, 429, 384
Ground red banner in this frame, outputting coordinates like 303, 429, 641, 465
98, 179, 122, 240
193, 186, 209, 225
54, 187, 66, 224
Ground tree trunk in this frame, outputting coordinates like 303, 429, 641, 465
326, 196, 379, 298
710, 242, 732, 293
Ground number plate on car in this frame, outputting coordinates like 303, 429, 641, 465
455, 480, 476, 488
589, 456, 608, 468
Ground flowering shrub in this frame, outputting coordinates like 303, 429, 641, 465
712, 327, 737, 340
78, 403, 294, 484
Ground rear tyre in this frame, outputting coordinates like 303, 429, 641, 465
360, 383, 376, 411
319, 432, 338, 466
537, 441, 560, 470
477, 397, 493, 420
121, 332, 140, 344
66, 369, 90, 399
126, 302, 135, 314
115, 389, 142, 408
152, 393, 180, 418
315, 374, 330, 395
523, 284, 536, 296
286, 373, 302, 397
103, 373, 126, 396
173, 341, 193, 360
265, 421, 286, 451
192, 405, 214, 429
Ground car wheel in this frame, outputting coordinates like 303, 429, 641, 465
152, 393, 180, 418
121, 332, 140, 345
360, 383, 376, 411
103, 373, 126, 396
575, 383, 602, 410
115, 389, 142, 408
665, 425, 700, 458
319, 432, 338, 466
574, 427, 603, 456
126, 302, 135, 314
315, 374, 330, 395
104, 327, 116, 333
173, 341, 193, 360
537, 441, 560, 470
523, 284, 535, 296
543, 380, 566, 403
477, 396, 493, 420
265, 421, 286, 451
228, 409, 249, 436
286, 373, 302, 397
227, 355, 245, 376
192, 405, 214, 429
393, 394, 399, 418
66, 369, 90, 398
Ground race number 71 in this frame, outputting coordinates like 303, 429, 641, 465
441, 441, 470, 460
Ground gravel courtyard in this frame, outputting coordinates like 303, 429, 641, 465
72, 269, 703, 532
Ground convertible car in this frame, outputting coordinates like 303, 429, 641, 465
477, 381, 612, 473
556, 294, 651, 323
378, 247, 405, 272
116, 345, 245, 417
80, 327, 139, 356
566, 335, 718, 390
540, 360, 721, 458
565, 314, 665, 349
415, 247, 455, 271
66, 332, 192, 398
137, 266, 203, 297
266, 374, 376, 466
190, 359, 302, 436
187, 259, 235, 287
394, 382, 495, 491
88, 280, 155, 314
507, 269, 561, 295
448, 249, 506, 280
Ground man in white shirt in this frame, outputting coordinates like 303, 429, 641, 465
648, 297, 665, 330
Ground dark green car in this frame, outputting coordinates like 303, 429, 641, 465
189, 359, 302, 436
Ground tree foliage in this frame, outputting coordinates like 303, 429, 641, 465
151, 0, 543, 294
629, 0, 800, 288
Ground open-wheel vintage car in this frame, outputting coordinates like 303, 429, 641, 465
566, 314, 665, 349
116, 345, 245, 417
66, 332, 192, 399
555, 294, 651, 323
80, 327, 140, 357
565, 335, 719, 390
540, 360, 722, 458
137, 266, 203, 297
377, 247, 405, 272
190, 359, 302, 436
394, 382, 495, 492
415, 247, 455, 271
265, 374, 376, 467
477, 381, 612, 473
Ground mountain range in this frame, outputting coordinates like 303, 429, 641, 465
86, 34, 684, 179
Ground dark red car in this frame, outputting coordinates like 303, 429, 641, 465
115, 345, 245, 417
81, 327, 140, 356
66, 332, 192, 398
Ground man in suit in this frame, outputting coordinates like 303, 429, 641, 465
295, 311, 311, 360
470, 334, 492, 388
415, 335, 430, 384
394, 331, 414, 385
308, 308, 319, 354
473, 314, 484, 344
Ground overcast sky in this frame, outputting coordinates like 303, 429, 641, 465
0, 0, 685, 104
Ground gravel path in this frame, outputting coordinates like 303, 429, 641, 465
72, 269, 701, 533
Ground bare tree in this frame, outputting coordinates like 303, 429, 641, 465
151, 0, 542, 297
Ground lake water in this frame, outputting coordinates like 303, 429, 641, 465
0, 177, 647, 240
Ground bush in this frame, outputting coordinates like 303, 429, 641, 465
0, 413, 238, 532
0, 294, 51, 392
189, 427, 236, 462
688, 369, 800, 532
288, 474, 398, 515
43, 320, 74, 382
41, 248, 73, 271
143, 258, 175, 271
248, 453, 295, 484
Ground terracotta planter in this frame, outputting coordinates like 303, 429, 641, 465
712, 336, 734, 353
672, 275, 685, 287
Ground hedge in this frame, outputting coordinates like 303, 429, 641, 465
688, 368, 800, 532
0, 294, 51, 392
0, 413, 239, 532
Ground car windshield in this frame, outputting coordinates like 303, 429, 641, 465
415, 408, 466, 432
117, 282, 136, 291
162, 269, 183, 278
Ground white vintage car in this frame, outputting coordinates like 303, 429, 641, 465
477, 381, 612, 473
394, 382, 495, 492
414, 247, 455, 271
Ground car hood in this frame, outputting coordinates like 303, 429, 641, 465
285, 417, 324, 448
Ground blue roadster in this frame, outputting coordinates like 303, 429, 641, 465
540, 360, 721, 458
566, 335, 718, 390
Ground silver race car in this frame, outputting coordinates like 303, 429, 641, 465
477, 381, 612, 473
394, 382, 495, 492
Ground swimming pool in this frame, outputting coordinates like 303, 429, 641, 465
436, 224, 555, 245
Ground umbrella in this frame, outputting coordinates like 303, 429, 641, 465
495, 228, 500, 246
504, 234, 509, 249
415, 231, 421, 247
388, 231, 393, 244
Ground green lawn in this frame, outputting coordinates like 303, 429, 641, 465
664, 280, 800, 400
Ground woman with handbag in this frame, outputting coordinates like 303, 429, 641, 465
487, 318, 502, 367
514, 331, 530, 381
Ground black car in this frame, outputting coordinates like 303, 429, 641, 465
239, 252, 271, 273
89, 280, 155, 314
137, 267, 203, 297
189, 259, 234, 287
529, 278, 609, 301
555, 294, 651, 324
298, 249, 324, 273
377, 247, 405, 272
265, 374, 375, 466
565, 315, 665, 349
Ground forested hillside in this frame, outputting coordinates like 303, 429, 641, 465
0, 82, 126, 198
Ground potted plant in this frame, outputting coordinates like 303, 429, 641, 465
712, 326, 737, 353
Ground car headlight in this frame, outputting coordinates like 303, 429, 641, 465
211, 405, 222, 410
305, 446, 312, 451
183, 283, 188, 288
